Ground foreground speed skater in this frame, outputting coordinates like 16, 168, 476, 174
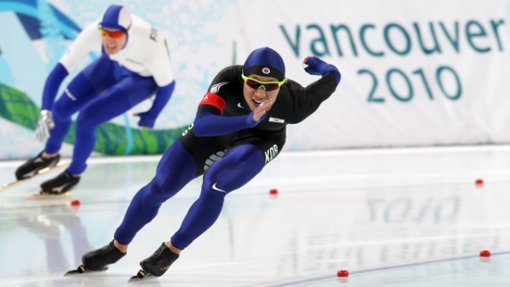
67, 47, 341, 280
15, 4, 176, 195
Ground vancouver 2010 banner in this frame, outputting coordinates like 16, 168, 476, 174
1, 0, 510, 159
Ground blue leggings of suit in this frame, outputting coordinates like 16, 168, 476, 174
45, 56, 157, 174
114, 141, 267, 250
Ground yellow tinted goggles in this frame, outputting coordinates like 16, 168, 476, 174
241, 74, 285, 91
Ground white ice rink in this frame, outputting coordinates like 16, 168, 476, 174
1, 146, 510, 286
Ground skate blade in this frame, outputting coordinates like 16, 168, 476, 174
64, 264, 86, 276
1, 161, 69, 192
64, 264, 107, 276
1, 179, 25, 191
128, 269, 153, 282
26, 191, 72, 200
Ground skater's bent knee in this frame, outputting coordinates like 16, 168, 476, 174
145, 180, 176, 202
75, 111, 101, 130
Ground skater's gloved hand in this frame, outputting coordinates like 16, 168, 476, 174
303, 56, 341, 85
133, 111, 155, 129
35, 110, 54, 142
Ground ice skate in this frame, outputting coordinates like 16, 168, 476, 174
15, 152, 60, 180
129, 243, 179, 281
39, 170, 80, 195
2, 153, 66, 192
65, 240, 126, 275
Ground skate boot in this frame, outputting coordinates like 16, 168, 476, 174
81, 240, 126, 271
15, 152, 60, 180
135, 243, 179, 278
40, 170, 80, 195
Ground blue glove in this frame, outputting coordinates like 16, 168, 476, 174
304, 57, 340, 85
134, 111, 156, 129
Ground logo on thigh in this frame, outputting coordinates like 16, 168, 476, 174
264, 144, 279, 164
64, 88, 77, 101
181, 123, 194, 137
